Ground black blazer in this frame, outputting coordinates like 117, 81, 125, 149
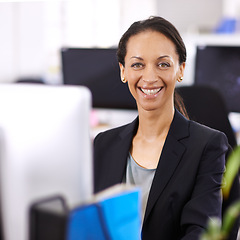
94, 110, 229, 240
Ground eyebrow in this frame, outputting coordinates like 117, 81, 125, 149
130, 55, 172, 60
157, 55, 172, 60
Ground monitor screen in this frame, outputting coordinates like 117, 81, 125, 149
61, 48, 137, 110
0, 84, 93, 240
194, 45, 240, 113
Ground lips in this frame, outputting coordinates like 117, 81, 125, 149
140, 87, 163, 95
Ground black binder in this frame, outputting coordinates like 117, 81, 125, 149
29, 196, 68, 240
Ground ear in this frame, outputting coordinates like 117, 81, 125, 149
179, 62, 185, 78
119, 63, 125, 80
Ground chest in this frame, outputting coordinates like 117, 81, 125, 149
130, 137, 166, 169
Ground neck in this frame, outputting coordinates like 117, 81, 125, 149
137, 106, 175, 140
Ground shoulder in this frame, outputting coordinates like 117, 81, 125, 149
173, 110, 229, 154
189, 119, 228, 145
94, 118, 138, 147
172, 110, 228, 144
182, 120, 230, 164
94, 123, 129, 144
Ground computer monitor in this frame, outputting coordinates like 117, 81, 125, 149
194, 45, 240, 113
61, 47, 137, 110
0, 84, 93, 240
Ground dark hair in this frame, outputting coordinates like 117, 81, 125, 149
117, 16, 188, 118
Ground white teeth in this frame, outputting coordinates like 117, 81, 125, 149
141, 88, 162, 95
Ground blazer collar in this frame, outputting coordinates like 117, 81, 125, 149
143, 110, 190, 223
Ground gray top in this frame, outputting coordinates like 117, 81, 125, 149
125, 153, 156, 223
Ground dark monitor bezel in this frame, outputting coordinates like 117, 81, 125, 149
61, 47, 137, 110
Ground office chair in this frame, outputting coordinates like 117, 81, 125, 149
176, 85, 239, 240
176, 85, 237, 148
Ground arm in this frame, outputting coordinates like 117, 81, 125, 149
180, 131, 229, 240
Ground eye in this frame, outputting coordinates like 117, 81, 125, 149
158, 62, 170, 68
131, 62, 144, 69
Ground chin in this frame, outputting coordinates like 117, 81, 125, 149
137, 103, 161, 112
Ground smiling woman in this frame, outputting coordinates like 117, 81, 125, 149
94, 16, 231, 240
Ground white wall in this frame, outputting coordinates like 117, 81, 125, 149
0, 2, 53, 83
2, 0, 240, 85
0, 0, 157, 84
156, 0, 223, 34
0, 3, 16, 81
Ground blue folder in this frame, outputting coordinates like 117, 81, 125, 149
67, 185, 141, 240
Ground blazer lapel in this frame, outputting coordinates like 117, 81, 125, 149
103, 118, 139, 187
143, 110, 189, 223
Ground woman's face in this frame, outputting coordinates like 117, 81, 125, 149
119, 30, 185, 112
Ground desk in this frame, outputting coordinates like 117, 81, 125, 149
90, 109, 138, 139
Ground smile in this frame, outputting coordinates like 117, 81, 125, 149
140, 87, 163, 95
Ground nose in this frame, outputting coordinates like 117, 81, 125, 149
142, 65, 158, 83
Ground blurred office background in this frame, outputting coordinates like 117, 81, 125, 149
1, 0, 240, 84
0, 0, 240, 141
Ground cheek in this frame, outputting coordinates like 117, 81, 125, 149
126, 71, 141, 88
161, 72, 177, 85
125, 69, 139, 79
167, 67, 179, 81
126, 83, 138, 101
127, 80, 137, 95
126, 76, 139, 99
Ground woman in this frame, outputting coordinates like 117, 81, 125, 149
94, 16, 229, 239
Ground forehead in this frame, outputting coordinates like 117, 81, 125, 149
126, 30, 178, 60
